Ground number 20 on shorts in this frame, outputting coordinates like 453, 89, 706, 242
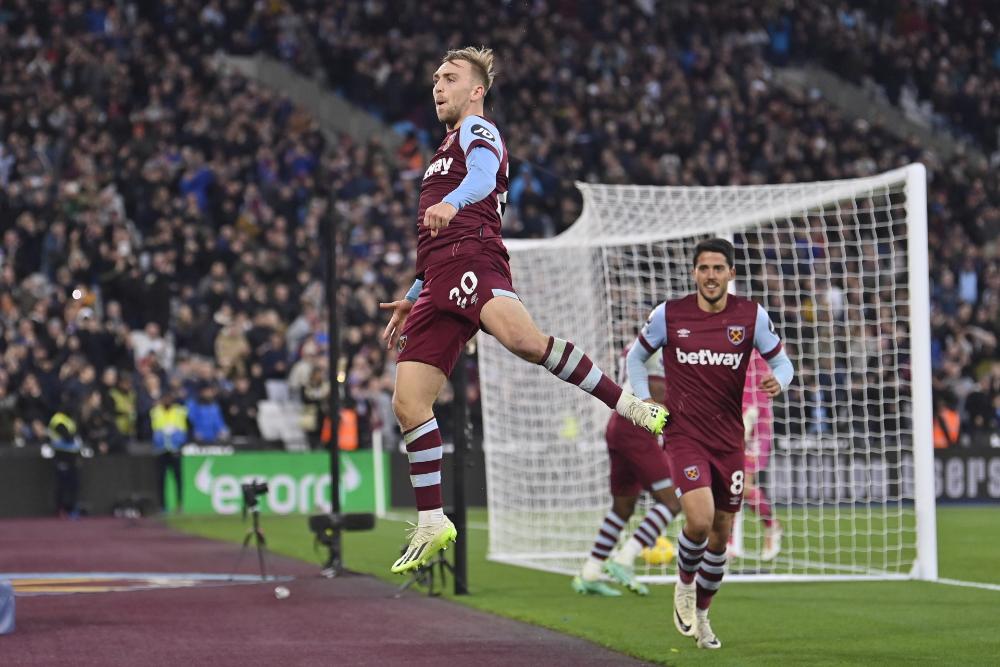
449, 271, 478, 309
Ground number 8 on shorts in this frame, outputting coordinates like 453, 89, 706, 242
729, 470, 744, 495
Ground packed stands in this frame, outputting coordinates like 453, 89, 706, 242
0, 0, 995, 456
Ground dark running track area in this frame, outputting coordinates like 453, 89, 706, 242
0, 518, 645, 666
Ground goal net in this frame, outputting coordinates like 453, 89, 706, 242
478, 164, 936, 582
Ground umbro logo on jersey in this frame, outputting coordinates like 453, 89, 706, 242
675, 347, 744, 369
677, 328, 691, 338
472, 124, 495, 141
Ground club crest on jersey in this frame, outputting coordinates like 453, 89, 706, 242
684, 466, 700, 481
727, 325, 746, 346
397, 335, 407, 353
471, 124, 495, 141
440, 132, 456, 152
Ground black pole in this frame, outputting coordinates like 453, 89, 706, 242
450, 345, 469, 594
325, 208, 342, 575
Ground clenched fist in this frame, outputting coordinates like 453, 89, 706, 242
760, 373, 782, 397
423, 202, 457, 238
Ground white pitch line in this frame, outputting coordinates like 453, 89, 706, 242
934, 577, 1000, 593
378, 516, 1000, 594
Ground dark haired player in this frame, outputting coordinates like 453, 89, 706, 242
626, 238, 794, 649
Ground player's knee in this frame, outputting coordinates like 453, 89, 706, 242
612, 497, 637, 518
391, 391, 413, 421
682, 514, 712, 541
655, 490, 681, 515
391, 391, 427, 431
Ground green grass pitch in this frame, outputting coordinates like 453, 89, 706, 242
170, 506, 1000, 665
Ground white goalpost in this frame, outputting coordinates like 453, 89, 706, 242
478, 164, 937, 583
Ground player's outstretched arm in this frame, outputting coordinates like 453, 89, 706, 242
379, 299, 413, 351
380, 279, 422, 351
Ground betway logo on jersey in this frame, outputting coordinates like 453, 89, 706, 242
675, 347, 744, 369
423, 156, 454, 179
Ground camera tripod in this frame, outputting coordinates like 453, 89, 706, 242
395, 545, 465, 597
229, 503, 270, 580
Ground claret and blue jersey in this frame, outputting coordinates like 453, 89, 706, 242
415, 114, 509, 276
398, 114, 518, 379
627, 293, 794, 452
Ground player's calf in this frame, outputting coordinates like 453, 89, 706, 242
573, 542, 625, 597
540, 336, 639, 414
606, 501, 673, 596
690, 549, 727, 645
673, 530, 707, 637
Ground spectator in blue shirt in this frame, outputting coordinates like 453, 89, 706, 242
186, 385, 229, 444
957, 256, 979, 306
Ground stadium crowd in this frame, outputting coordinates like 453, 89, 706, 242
0, 1, 402, 454
786, 0, 1000, 154
262, 0, 999, 444
0, 0, 996, 465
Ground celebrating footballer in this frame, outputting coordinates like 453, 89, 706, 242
379, 46, 668, 576
625, 238, 795, 649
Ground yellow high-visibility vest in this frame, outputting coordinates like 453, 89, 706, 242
151, 404, 188, 434
48, 412, 77, 440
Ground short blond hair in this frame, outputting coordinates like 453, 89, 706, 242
442, 46, 496, 93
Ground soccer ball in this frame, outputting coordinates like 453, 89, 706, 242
641, 537, 675, 565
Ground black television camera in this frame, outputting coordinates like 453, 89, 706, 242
241, 479, 269, 511
308, 512, 376, 576
231, 478, 271, 580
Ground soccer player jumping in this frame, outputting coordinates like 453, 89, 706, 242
380, 47, 668, 575
626, 238, 794, 649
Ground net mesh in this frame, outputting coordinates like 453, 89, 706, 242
478, 167, 926, 580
